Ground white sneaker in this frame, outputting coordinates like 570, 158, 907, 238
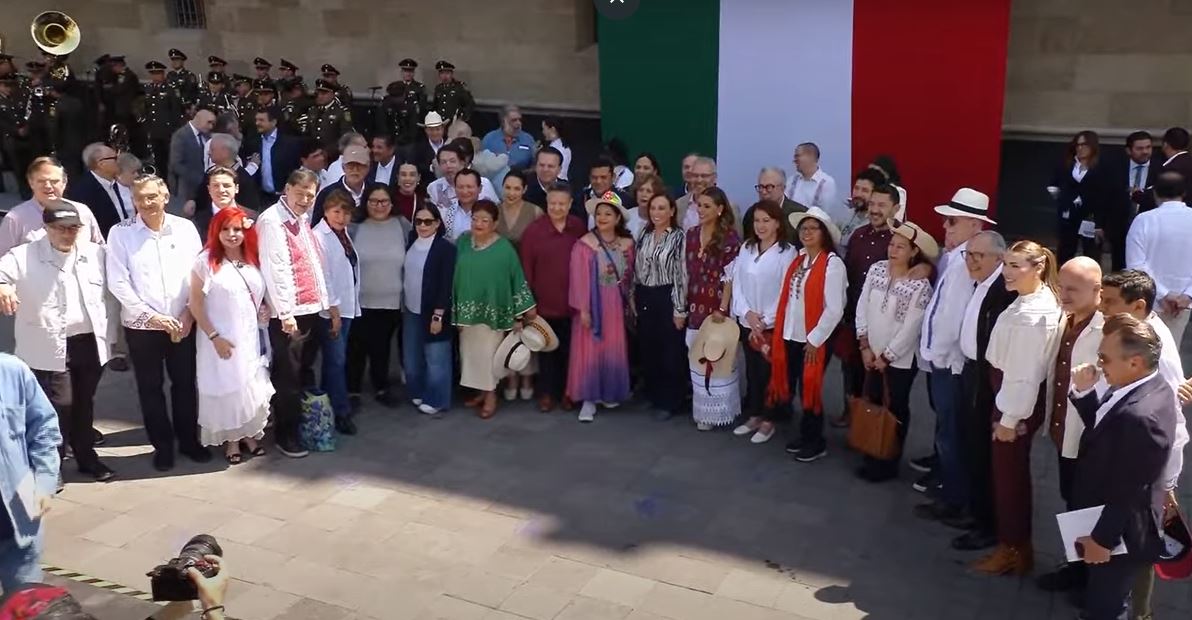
696, 422, 713, 431
417, 403, 439, 415
598, 401, 621, 409
732, 424, 754, 436
519, 386, 534, 401
503, 386, 518, 401
578, 402, 596, 423
750, 428, 775, 444
412, 398, 423, 407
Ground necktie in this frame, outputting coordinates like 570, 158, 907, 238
112, 181, 127, 219
1132, 164, 1144, 192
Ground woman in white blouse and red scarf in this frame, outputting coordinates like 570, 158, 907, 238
973, 240, 1062, 576
767, 207, 847, 463
854, 220, 937, 482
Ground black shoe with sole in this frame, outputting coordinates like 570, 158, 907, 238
152, 451, 175, 472
79, 462, 116, 483
911, 471, 938, 493
92, 428, 106, 446
106, 357, 130, 372
1036, 562, 1087, 592
335, 416, 358, 435
277, 436, 309, 458
180, 445, 213, 464
784, 439, 804, 455
951, 530, 997, 551
908, 453, 937, 474
793, 444, 827, 463
940, 512, 978, 531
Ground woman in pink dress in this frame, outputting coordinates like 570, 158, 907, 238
567, 194, 636, 423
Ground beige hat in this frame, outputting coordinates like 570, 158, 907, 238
688, 319, 740, 385
493, 332, 531, 379
341, 145, 369, 166
789, 206, 842, 247
890, 219, 940, 263
933, 187, 996, 225
521, 316, 559, 353
421, 111, 445, 128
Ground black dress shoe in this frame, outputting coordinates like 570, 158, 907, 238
180, 445, 213, 463
79, 463, 116, 483
106, 357, 130, 372
1036, 562, 1087, 592
375, 390, 401, 408
940, 513, 978, 531
153, 451, 175, 472
951, 530, 997, 551
335, 416, 358, 435
92, 428, 106, 446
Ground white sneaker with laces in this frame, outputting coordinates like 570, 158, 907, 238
503, 386, 518, 401
578, 402, 597, 423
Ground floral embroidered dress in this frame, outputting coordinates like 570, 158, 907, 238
567, 238, 635, 403
684, 227, 742, 329
853, 260, 933, 370
452, 233, 536, 329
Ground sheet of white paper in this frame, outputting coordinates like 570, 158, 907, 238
16, 472, 39, 519
1078, 219, 1097, 238
1056, 505, 1128, 562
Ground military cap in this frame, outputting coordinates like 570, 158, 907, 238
435, 60, 455, 72
94, 54, 111, 66
314, 78, 335, 92
145, 60, 167, 72
279, 58, 298, 71
109, 55, 127, 64
208, 55, 227, 67
232, 73, 252, 85
399, 58, 418, 70
252, 79, 278, 94
253, 57, 272, 69
286, 78, 307, 92
168, 48, 187, 61
320, 64, 339, 76
206, 71, 226, 84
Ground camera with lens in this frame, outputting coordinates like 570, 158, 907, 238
147, 534, 223, 601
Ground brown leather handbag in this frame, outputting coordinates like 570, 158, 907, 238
847, 371, 901, 460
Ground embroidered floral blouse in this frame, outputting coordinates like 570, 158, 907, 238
684, 227, 741, 330
854, 260, 933, 369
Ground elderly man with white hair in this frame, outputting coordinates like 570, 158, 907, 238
744, 166, 807, 240
481, 105, 535, 171
183, 133, 260, 219
323, 132, 368, 190
63, 142, 129, 238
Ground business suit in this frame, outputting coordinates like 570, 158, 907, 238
192, 167, 261, 243
246, 129, 302, 204
167, 123, 207, 203
1099, 153, 1157, 270
64, 171, 129, 239
368, 157, 402, 189
1159, 150, 1192, 192
958, 276, 1017, 538
523, 176, 557, 209
410, 138, 443, 190
1069, 374, 1174, 620
1051, 160, 1107, 266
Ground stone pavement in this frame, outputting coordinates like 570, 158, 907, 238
40, 354, 1192, 620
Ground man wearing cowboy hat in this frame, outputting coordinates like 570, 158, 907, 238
380, 58, 427, 147
166, 49, 199, 106
411, 111, 447, 186
432, 60, 474, 123
913, 188, 997, 529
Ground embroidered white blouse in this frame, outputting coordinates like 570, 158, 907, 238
779, 249, 847, 346
985, 286, 1062, 429
855, 260, 933, 369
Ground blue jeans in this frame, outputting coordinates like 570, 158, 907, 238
318, 316, 352, 418
0, 530, 42, 592
402, 312, 452, 410
929, 366, 966, 507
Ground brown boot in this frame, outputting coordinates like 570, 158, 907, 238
1005, 544, 1034, 576
537, 394, 555, 413
971, 543, 1034, 576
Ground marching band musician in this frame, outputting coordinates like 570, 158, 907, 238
140, 61, 183, 179
0, 74, 32, 199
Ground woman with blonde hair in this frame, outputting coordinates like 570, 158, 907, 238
972, 239, 1062, 576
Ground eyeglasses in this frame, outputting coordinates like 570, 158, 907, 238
414, 218, 437, 226
754, 184, 779, 192
98, 156, 117, 163
961, 249, 989, 261
367, 198, 391, 206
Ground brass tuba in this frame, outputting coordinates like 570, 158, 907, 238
32, 11, 80, 56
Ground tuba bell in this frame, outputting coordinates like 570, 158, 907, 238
31, 11, 80, 57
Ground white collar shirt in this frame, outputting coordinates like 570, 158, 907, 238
920, 240, 976, 372
0, 198, 105, 256
784, 167, 836, 211
1125, 200, 1192, 300
1129, 159, 1150, 193
959, 264, 1002, 361
374, 157, 396, 184
779, 249, 847, 347
104, 213, 202, 329
729, 242, 798, 331
1072, 371, 1159, 428
90, 170, 128, 219
116, 183, 134, 221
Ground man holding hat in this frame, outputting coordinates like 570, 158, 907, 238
141, 61, 184, 178
307, 79, 354, 153
0, 201, 116, 483
166, 48, 199, 106
320, 64, 353, 107
379, 58, 427, 147
195, 71, 233, 116
432, 60, 474, 123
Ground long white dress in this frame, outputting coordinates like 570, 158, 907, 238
193, 251, 275, 446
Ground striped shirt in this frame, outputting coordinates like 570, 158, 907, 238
634, 226, 688, 317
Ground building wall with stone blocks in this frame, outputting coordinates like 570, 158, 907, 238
8, 0, 599, 111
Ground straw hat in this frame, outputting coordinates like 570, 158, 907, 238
933, 187, 996, 225
688, 319, 741, 380
788, 207, 842, 247
521, 316, 559, 353
890, 219, 940, 263
492, 332, 531, 379
584, 190, 631, 222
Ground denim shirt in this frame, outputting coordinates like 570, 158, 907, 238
0, 353, 62, 548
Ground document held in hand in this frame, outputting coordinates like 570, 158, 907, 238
1057, 505, 1128, 562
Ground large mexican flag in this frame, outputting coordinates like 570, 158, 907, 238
598, 0, 1012, 231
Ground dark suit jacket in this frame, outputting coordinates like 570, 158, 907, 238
64, 171, 125, 239
964, 275, 1018, 415
522, 176, 556, 210
311, 178, 366, 225
410, 138, 443, 191
192, 167, 261, 243
245, 130, 302, 196
1070, 374, 1175, 559
572, 186, 634, 224
368, 157, 403, 189
406, 233, 457, 342
168, 123, 207, 203
1050, 160, 1109, 226
1100, 153, 1159, 232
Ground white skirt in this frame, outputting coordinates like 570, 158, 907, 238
199, 362, 274, 446
459, 324, 505, 391
690, 368, 741, 427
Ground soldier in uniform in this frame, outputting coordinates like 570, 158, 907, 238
254, 79, 281, 117
379, 58, 427, 147
195, 72, 233, 116
140, 61, 183, 177
253, 57, 273, 82
166, 48, 199, 108
432, 60, 475, 124
279, 79, 310, 136
204, 56, 229, 94
0, 54, 18, 81
0, 75, 32, 198
48, 80, 86, 179
21, 61, 53, 160
320, 64, 354, 108
100, 56, 141, 154
278, 59, 299, 82
307, 79, 354, 154
233, 74, 255, 136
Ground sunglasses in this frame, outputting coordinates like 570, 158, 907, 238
414, 218, 437, 226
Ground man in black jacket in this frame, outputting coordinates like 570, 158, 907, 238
1068, 314, 1174, 620
572, 157, 633, 223
65, 142, 130, 238
524, 146, 564, 208
1097, 131, 1157, 269
246, 107, 301, 205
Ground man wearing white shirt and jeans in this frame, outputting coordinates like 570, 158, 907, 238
106, 175, 210, 472
784, 142, 837, 213
912, 189, 994, 523
1125, 171, 1192, 343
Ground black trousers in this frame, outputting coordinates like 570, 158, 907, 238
635, 284, 686, 414
741, 328, 777, 422
346, 308, 401, 394
959, 359, 995, 535
785, 339, 835, 448
535, 316, 572, 400
125, 328, 199, 455
31, 334, 103, 470
148, 137, 171, 179
1057, 218, 1101, 266
1085, 554, 1148, 620
1058, 454, 1078, 508
268, 314, 319, 444
861, 364, 917, 475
